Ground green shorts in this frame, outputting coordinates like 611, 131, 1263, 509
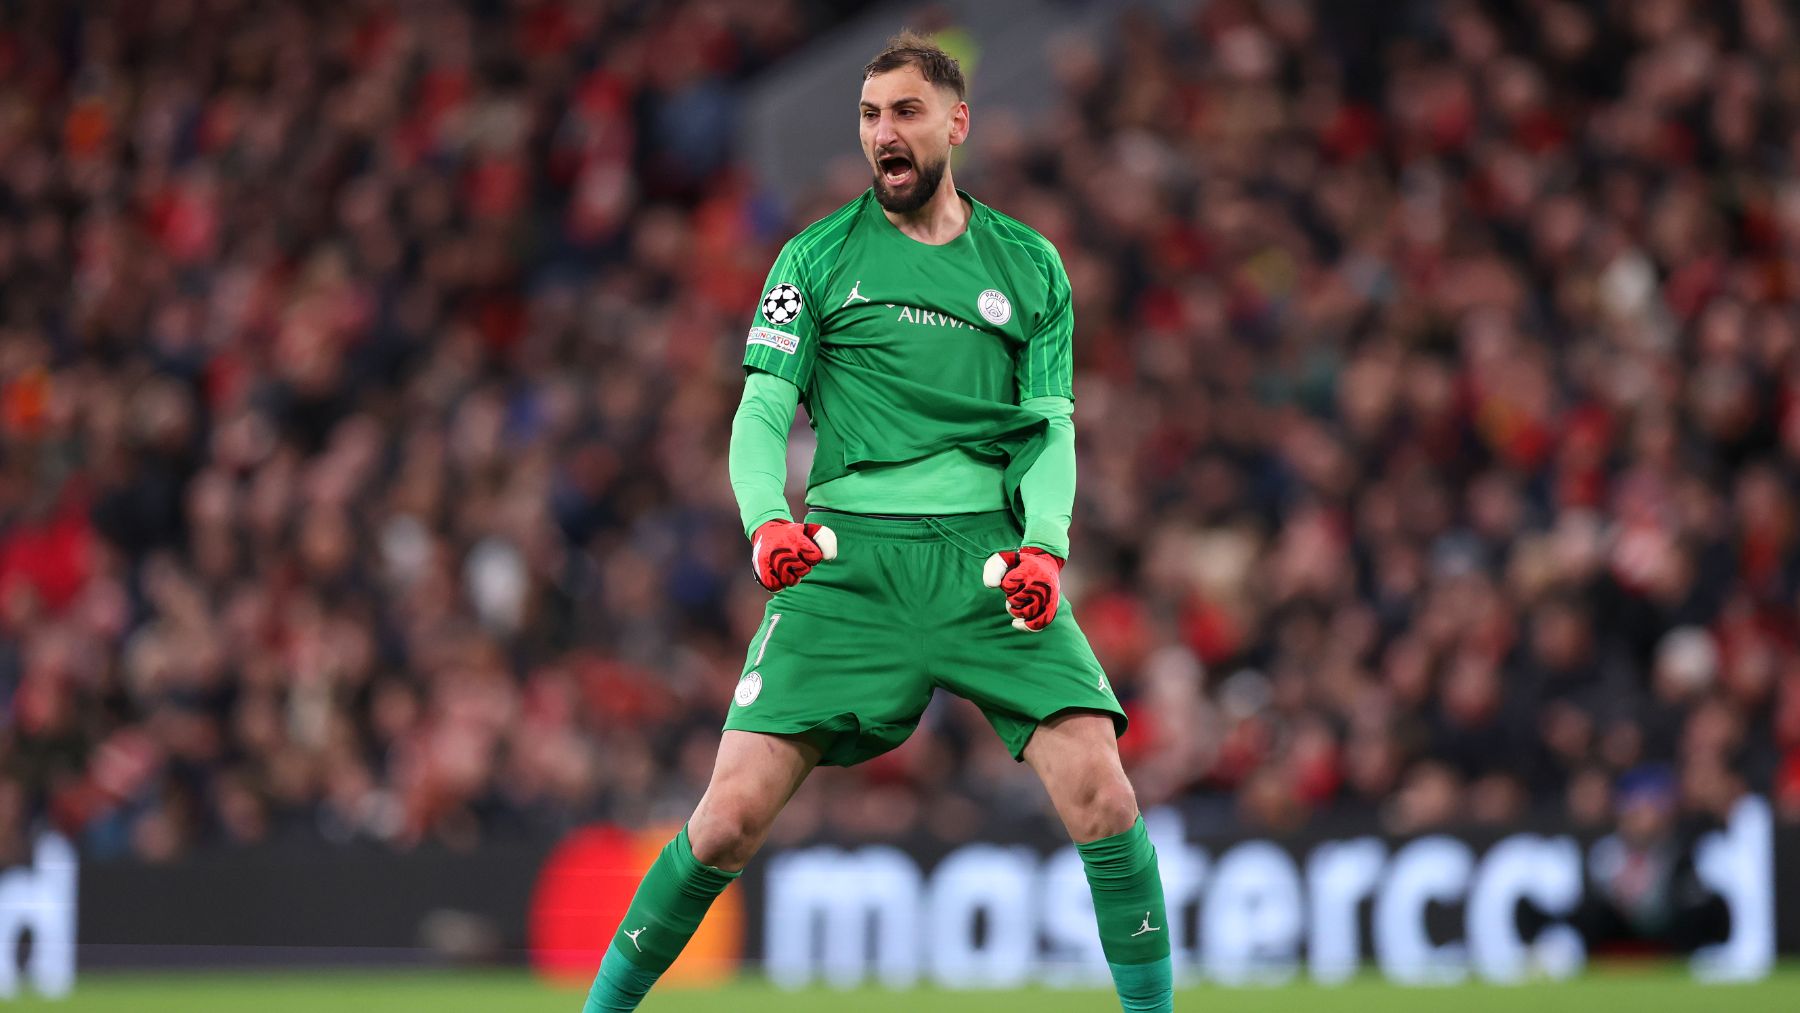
722, 509, 1127, 767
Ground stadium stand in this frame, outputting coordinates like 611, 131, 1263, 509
1, 0, 1797, 863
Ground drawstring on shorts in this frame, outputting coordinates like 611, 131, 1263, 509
924, 516, 1007, 559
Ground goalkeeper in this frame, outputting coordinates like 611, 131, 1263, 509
585, 31, 1172, 1013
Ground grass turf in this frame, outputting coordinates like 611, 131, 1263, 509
9, 965, 1800, 1012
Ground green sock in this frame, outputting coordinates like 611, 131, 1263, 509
583, 826, 740, 1013
1076, 816, 1174, 1013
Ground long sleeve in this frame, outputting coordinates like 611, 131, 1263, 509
729, 369, 801, 537
1019, 394, 1075, 558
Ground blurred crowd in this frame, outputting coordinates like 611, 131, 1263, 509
3, 0, 1800, 863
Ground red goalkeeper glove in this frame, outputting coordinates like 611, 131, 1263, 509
982, 547, 1065, 632
751, 520, 838, 591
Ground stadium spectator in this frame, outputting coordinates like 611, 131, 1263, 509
0, 0, 1797, 861
1520, 764, 1732, 955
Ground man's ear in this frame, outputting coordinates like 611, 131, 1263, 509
948, 100, 970, 147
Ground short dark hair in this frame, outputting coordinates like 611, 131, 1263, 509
863, 30, 966, 101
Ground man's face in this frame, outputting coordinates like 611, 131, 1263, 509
859, 65, 967, 214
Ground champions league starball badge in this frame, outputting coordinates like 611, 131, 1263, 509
762, 283, 804, 325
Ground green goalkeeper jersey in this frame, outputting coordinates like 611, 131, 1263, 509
742, 188, 1073, 526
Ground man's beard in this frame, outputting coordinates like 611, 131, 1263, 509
872, 153, 948, 214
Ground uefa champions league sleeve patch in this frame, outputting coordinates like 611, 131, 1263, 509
746, 327, 799, 354
761, 283, 804, 325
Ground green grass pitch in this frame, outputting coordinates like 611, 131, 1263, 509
11, 965, 1800, 1012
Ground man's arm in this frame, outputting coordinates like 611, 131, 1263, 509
735, 226, 840, 591
1015, 241, 1077, 561
728, 369, 801, 537
737, 230, 819, 536
987, 243, 1077, 632
732, 369, 836, 591
1019, 394, 1075, 560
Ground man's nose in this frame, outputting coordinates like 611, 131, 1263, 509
873, 113, 900, 148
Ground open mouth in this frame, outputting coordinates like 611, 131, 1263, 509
878, 153, 915, 188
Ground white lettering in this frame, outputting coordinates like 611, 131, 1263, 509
1375, 836, 1472, 985
1467, 836, 1583, 983
1144, 809, 1208, 971
765, 847, 921, 988
1039, 847, 1109, 985
1693, 796, 1774, 982
926, 846, 1036, 987
0, 835, 76, 999
752, 801, 1784, 989
1306, 837, 1385, 984
890, 306, 979, 329
1203, 841, 1303, 985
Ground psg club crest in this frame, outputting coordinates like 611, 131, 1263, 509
734, 671, 763, 707
762, 284, 803, 325
977, 288, 1012, 326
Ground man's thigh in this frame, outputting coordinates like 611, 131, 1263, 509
687, 729, 822, 868
1019, 710, 1138, 841
722, 542, 934, 767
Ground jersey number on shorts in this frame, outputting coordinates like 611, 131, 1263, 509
753, 614, 782, 667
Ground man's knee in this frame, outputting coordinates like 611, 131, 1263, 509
688, 795, 772, 870
685, 730, 818, 870
1075, 774, 1140, 842
1051, 760, 1139, 843
1026, 712, 1141, 842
